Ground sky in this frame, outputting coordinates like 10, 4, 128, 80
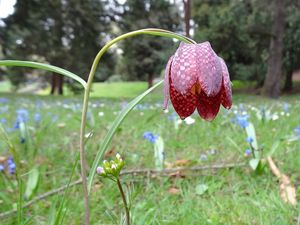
0, 0, 16, 18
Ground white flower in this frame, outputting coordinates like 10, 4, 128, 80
272, 114, 279, 121
184, 116, 195, 125
98, 112, 104, 117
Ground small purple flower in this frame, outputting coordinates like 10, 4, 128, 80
143, 131, 158, 143
245, 149, 252, 157
7, 157, 16, 174
0, 164, 4, 172
96, 166, 105, 175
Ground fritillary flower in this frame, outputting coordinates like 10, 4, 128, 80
164, 42, 232, 120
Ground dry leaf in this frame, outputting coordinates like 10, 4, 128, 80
164, 159, 191, 169
168, 171, 185, 178
0, 156, 6, 163
92, 183, 103, 192
175, 159, 191, 167
280, 174, 297, 206
104, 147, 116, 158
267, 157, 297, 206
168, 187, 181, 195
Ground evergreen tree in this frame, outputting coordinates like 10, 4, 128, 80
1, 0, 115, 94
116, 0, 181, 87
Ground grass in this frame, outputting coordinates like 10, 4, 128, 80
0, 80, 149, 99
0, 83, 299, 225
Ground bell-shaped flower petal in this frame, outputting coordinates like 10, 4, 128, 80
171, 43, 199, 95
163, 41, 232, 121
196, 42, 222, 97
219, 57, 232, 109
197, 92, 221, 121
169, 76, 198, 119
163, 56, 173, 109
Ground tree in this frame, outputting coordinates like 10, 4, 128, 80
283, 2, 300, 91
192, 0, 300, 95
183, 0, 191, 37
192, 0, 268, 84
1, 0, 115, 94
262, 0, 286, 98
116, 0, 181, 88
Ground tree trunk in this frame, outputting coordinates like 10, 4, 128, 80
283, 70, 293, 92
262, 0, 286, 98
183, 0, 191, 38
50, 73, 64, 95
148, 74, 153, 88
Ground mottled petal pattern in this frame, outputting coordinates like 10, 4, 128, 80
219, 57, 232, 109
163, 41, 232, 121
197, 92, 221, 121
196, 42, 222, 97
163, 56, 174, 109
169, 77, 197, 119
171, 43, 198, 95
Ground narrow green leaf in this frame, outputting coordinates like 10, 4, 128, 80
245, 122, 258, 150
25, 167, 40, 200
88, 80, 163, 193
267, 140, 280, 157
0, 60, 87, 89
249, 158, 260, 171
154, 136, 164, 170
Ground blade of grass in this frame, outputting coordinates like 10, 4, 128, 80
53, 152, 80, 225
0, 60, 87, 89
0, 125, 23, 224
87, 80, 163, 193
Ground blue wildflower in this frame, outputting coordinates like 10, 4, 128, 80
14, 109, 29, 128
283, 103, 289, 113
34, 113, 41, 123
246, 137, 253, 143
143, 131, 158, 143
16, 109, 29, 122
294, 125, 300, 138
235, 114, 249, 128
7, 157, 16, 174
0, 118, 6, 124
0, 164, 4, 171
0, 97, 8, 103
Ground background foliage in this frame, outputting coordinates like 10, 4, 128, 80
0, 0, 299, 93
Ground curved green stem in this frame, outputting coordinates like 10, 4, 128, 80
79, 28, 196, 224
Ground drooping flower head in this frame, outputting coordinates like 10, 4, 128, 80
164, 42, 232, 121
